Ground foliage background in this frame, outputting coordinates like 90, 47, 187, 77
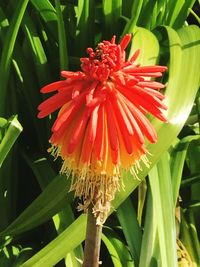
0, 0, 199, 266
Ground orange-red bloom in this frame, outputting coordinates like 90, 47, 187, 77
38, 34, 167, 224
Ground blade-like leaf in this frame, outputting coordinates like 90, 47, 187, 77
55, 0, 69, 70
122, 0, 143, 35
149, 152, 177, 267
128, 26, 159, 65
139, 184, 158, 267
102, 0, 122, 37
75, 0, 95, 54
172, 0, 196, 29
0, 174, 72, 237
0, 0, 29, 116
22, 13, 51, 86
117, 197, 142, 265
102, 227, 134, 267
0, 116, 22, 167
30, 0, 58, 40
20, 214, 86, 267
170, 135, 200, 205
140, 152, 177, 267
23, 153, 83, 266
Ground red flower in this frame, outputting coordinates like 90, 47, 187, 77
38, 34, 167, 224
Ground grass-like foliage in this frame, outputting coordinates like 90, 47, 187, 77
0, 1, 199, 266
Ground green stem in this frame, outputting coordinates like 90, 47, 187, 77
83, 205, 102, 267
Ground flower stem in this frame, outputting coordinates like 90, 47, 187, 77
83, 205, 102, 267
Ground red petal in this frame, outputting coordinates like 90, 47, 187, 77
132, 93, 167, 119
138, 86, 165, 100
117, 85, 167, 121
67, 108, 90, 154
110, 147, 120, 165
71, 81, 85, 99
118, 95, 145, 145
95, 105, 105, 161
80, 105, 99, 163
120, 34, 132, 51
138, 81, 165, 89
132, 85, 168, 110
111, 35, 116, 44
105, 100, 119, 151
52, 103, 74, 132
116, 45, 122, 66
52, 92, 86, 132
110, 96, 133, 154
37, 90, 71, 118
123, 96, 158, 143
86, 81, 99, 105
129, 72, 163, 77
40, 81, 68, 93
129, 49, 140, 63
61, 71, 85, 79
123, 65, 167, 73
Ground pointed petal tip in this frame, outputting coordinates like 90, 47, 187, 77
160, 114, 168, 122
130, 49, 140, 62
37, 112, 45, 119
157, 65, 168, 72
111, 35, 116, 44
119, 34, 132, 51
40, 85, 50, 93
150, 136, 157, 143
40, 80, 67, 93
61, 70, 78, 79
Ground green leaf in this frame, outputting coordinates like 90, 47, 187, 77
166, 0, 185, 26
22, 13, 51, 86
0, 245, 21, 267
188, 7, 200, 24
117, 197, 142, 265
139, 184, 158, 267
180, 210, 199, 265
0, 174, 72, 237
139, 152, 178, 267
0, 116, 22, 168
0, 8, 46, 147
172, 0, 196, 29
122, 0, 143, 35
23, 153, 83, 266
53, 206, 83, 267
137, 0, 157, 29
181, 174, 200, 187
0, 118, 7, 131
20, 215, 86, 267
102, 227, 134, 267
170, 135, 200, 205
0, 0, 29, 116
149, 153, 177, 267
102, 0, 122, 37
30, 0, 58, 40
75, 0, 95, 54
55, 0, 69, 70
128, 26, 159, 65
22, 154, 56, 189
137, 181, 147, 226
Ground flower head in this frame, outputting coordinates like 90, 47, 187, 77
38, 34, 167, 224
